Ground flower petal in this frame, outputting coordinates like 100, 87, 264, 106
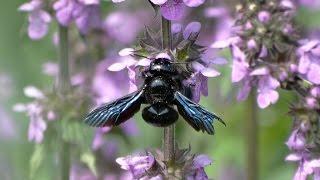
183, 21, 201, 39
183, 0, 205, 7
201, 68, 220, 77
160, 0, 185, 21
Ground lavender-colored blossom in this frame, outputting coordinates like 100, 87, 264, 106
54, 0, 101, 34
14, 102, 47, 143
70, 163, 96, 180
103, 11, 143, 43
186, 61, 220, 102
183, 21, 201, 40
258, 11, 271, 23
93, 58, 131, 105
185, 154, 212, 180
160, 0, 185, 21
297, 40, 320, 84
286, 129, 306, 150
18, 0, 51, 40
116, 153, 157, 179
108, 53, 151, 93
0, 106, 17, 139
297, 0, 320, 8
252, 69, 280, 109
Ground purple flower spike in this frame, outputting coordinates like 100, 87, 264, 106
19, 0, 51, 40
116, 153, 156, 179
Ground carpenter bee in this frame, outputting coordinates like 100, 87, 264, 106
84, 58, 225, 135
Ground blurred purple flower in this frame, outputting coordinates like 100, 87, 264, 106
0, 106, 17, 139
54, 0, 101, 34
14, 102, 47, 143
116, 153, 157, 179
297, 0, 320, 9
70, 163, 96, 180
108, 52, 151, 93
297, 40, 320, 84
18, 0, 51, 40
258, 11, 271, 24
160, 0, 185, 21
120, 120, 139, 136
103, 11, 142, 44
183, 21, 201, 39
12, 86, 54, 143
185, 154, 212, 180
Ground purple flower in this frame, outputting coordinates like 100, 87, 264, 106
251, 68, 280, 108
297, 0, 320, 9
183, 22, 201, 40
186, 61, 221, 102
108, 52, 151, 93
14, 102, 47, 143
70, 163, 96, 180
286, 129, 306, 150
74, 4, 101, 34
297, 40, 320, 84
231, 45, 248, 83
116, 153, 157, 179
103, 11, 143, 43
12, 86, 53, 143
258, 11, 271, 23
291, 159, 320, 180
160, 0, 186, 21
18, 0, 51, 40
54, 0, 101, 34
185, 154, 212, 180
0, 106, 17, 139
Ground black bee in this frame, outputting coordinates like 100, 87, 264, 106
84, 58, 225, 135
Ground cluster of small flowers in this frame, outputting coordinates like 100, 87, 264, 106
116, 149, 212, 179
212, 0, 299, 109
210, 0, 320, 179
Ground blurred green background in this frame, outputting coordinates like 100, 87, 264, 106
1, 0, 320, 180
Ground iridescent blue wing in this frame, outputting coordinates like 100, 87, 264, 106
84, 89, 144, 127
174, 91, 225, 135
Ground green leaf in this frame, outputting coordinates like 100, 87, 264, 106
81, 152, 97, 176
60, 120, 91, 150
30, 144, 45, 180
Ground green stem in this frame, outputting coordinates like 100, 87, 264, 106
161, 16, 175, 178
57, 25, 71, 94
246, 93, 259, 180
57, 25, 71, 180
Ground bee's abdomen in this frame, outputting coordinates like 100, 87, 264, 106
142, 103, 178, 127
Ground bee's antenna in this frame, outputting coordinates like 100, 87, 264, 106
130, 53, 153, 60
171, 62, 189, 64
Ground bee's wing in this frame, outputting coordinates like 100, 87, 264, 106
84, 89, 145, 127
174, 91, 225, 135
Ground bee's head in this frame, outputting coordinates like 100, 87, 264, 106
149, 58, 177, 75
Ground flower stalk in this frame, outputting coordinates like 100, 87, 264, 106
57, 25, 71, 180
161, 16, 175, 177
246, 92, 259, 180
